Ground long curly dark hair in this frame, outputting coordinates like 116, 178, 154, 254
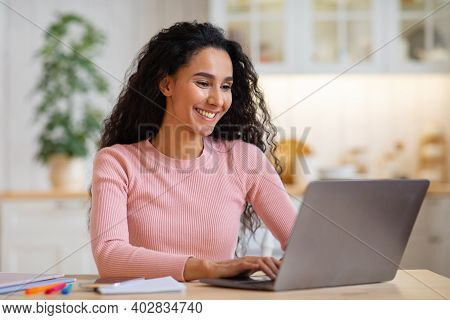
90, 21, 283, 256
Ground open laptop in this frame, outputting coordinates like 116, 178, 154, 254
200, 179, 429, 291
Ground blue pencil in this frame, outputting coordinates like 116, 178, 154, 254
61, 283, 73, 295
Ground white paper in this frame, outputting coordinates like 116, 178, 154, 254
97, 276, 186, 295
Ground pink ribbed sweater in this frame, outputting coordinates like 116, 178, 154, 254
90, 136, 297, 281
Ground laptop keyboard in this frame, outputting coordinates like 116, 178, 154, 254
234, 275, 273, 284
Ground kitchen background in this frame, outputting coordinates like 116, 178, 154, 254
0, 0, 449, 277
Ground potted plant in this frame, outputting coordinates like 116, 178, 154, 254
33, 13, 109, 191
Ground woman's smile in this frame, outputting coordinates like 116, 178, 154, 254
193, 107, 219, 121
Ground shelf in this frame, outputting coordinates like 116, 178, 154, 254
284, 182, 450, 196
0, 191, 89, 201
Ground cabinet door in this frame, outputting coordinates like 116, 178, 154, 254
0, 200, 98, 274
387, 0, 450, 72
210, 0, 292, 73
427, 196, 450, 277
305, 0, 382, 72
401, 196, 450, 278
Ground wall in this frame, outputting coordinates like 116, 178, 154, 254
0, 1, 9, 191
1, 0, 449, 190
0, 0, 208, 190
259, 74, 450, 180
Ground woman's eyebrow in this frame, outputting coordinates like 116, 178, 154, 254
192, 72, 233, 81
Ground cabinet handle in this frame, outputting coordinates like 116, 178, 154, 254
428, 235, 442, 244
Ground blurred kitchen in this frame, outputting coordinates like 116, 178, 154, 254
0, 0, 449, 277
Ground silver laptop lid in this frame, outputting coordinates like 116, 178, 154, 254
275, 179, 429, 291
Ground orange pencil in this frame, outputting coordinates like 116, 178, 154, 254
25, 282, 66, 295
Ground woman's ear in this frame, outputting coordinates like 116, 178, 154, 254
159, 76, 173, 97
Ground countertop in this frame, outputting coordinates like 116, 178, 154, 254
0, 182, 449, 201
285, 182, 450, 197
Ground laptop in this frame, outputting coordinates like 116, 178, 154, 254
200, 179, 429, 291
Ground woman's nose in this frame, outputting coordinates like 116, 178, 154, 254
207, 87, 224, 107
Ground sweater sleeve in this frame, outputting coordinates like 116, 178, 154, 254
233, 141, 297, 251
90, 147, 192, 281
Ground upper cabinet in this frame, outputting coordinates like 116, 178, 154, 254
209, 0, 450, 73
211, 0, 287, 69
392, 0, 450, 72
306, 0, 379, 72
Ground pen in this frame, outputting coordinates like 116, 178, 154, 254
25, 282, 66, 295
45, 283, 67, 295
61, 283, 73, 295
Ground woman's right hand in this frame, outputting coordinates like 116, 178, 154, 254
208, 256, 282, 280
184, 256, 282, 282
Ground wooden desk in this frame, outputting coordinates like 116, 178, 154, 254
2, 270, 449, 300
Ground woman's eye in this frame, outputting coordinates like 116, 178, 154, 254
196, 81, 231, 91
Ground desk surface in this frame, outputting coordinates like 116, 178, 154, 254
2, 270, 450, 300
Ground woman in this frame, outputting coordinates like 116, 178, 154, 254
90, 21, 297, 282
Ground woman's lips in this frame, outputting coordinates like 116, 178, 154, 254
194, 107, 218, 121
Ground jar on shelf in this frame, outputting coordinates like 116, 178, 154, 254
417, 122, 447, 182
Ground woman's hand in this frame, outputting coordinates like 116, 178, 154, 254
183, 256, 282, 281
184, 256, 282, 281
208, 256, 282, 280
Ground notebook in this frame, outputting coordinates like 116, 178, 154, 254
97, 276, 185, 295
0, 273, 64, 288
0, 273, 75, 295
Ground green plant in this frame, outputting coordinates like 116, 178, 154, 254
34, 13, 109, 164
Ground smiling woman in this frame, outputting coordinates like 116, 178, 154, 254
88, 21, 297, 282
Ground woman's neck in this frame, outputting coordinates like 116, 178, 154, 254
151, 127, 204, 160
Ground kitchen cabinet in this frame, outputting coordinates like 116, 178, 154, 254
390, 0, 450, 72
401, 195, 450, 277
210, 0, 288, 73
0, 192, 97, 274
209, 0, 450, 73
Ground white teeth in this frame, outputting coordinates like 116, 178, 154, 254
195, 108, 216, 119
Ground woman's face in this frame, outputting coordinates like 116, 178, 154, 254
159, 47, 233, 137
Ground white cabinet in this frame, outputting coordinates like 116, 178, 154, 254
391, 0, 450, 72
401, 195, 450, 277
209, 0, 450, 73
0, 194, 97, 275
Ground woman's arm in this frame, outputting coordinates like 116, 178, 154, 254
183, 258, 209, 281
90, 148, 193, 281
235, 142, 298, 251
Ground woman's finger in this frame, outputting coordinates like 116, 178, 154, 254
271, 257, 282, 268
235, 262, 260, 277
230, 261, 259, 276
262, 257, 279, 277
259, 262, 276, 280
239, 256, 281, 279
